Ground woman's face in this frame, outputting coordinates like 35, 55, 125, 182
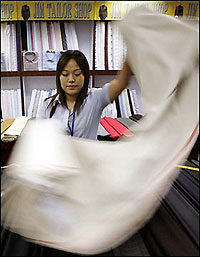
60, 59, 85, 99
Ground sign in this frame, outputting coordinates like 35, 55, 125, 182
17, 1, 95, 20
1, 1, 199, 21
94, 1, 199, 20
1, 1, 18, 20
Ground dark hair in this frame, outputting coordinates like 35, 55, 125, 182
46, 50, 90, 117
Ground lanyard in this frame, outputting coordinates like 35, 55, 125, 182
68, 111, 75, 136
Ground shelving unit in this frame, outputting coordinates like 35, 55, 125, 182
1, 18, 121, 117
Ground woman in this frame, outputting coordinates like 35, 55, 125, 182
1, 50, 149, 257
37, 50, 132, 140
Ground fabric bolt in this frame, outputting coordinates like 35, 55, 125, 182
1, 91, 7, 120
2, 7, 198, 256
57, 22, 63, 51
38, 22, 43, 53
64, 23, 71, 50
69, 22, 79, 50
7, 90, 13, 118
35, 90, 45, 118
33, 22, 37, 52
129, 90, 136, 114
118, 93, 126, 118
115, 97, 122, 117
101, 100, 117, 119
14, 90, 19, 117
40, 22, 49, 52
50, 22, 56, 51
1, 53, 6, 71
112, 22, 118, 69
33, 22, 41, 69
1, 22, 5, 53
27, 89, 37, 118
102, 117, 133, 137
47, 22, 53, 50
68, 23, 74, 50
127, 89, 134, 116
32, 90, 41, 118
11, 23, 17, 71
4, 90, 11, 119
128, 77, 143, 115
95, 22, 100, 69
112, 101, 118, 118
17, 89, 22, 117
28, 90, 37, 118
38, 22, 44, 70
100, 22, 105, 69
100, 118, 121, 138
120, 90, 127, 117
118, 29, 124, 69
9, 23, 13, 70
124, 90, 132, 117
4, 23, 11, 71
10, 90, 16, 118
26, 22, 31, 50
30, 22, 34, 51
107, 22, 113, 70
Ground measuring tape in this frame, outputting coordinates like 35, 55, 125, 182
176, 165, 199, 172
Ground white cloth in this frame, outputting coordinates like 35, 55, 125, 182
2, 7, 199, 255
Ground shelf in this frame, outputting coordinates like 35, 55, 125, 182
1, 71, 21, 77
1, 70, 119, 77
94, 70, 118, 75
22, 71, 56, 76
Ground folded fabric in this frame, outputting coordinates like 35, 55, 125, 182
100, 118, 121, 138
42, 50, 60, 71
100, 117, 133, 137
2, 7, 198, 255
23, 51, 39, 71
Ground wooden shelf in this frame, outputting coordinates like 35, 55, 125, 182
94, 70, 118, 75
1, 71, 21, 77
1, 70, 119, 77
22, 71, 56, 76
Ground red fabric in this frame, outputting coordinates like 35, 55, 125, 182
100, 117, 133, 138
100, 118, 120, 138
